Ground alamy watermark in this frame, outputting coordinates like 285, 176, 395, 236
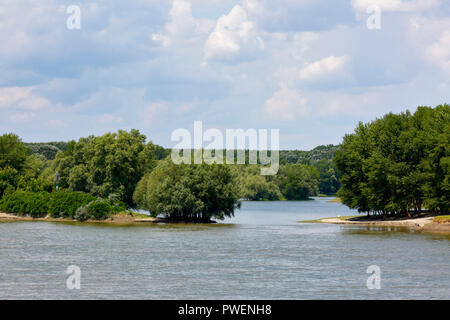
171, 121, 279, 175
66, 265, 81, 290
366, 265, 381, 289
366, 5, 381, 30
66, 5, 81, 30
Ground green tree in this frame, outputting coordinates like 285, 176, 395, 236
54, 129, 156, 206
335, 104, 450, 216
134, 160, 241, 222
0, 133, 27, 171
277, 164, 319, 200
241, 175, 283, 201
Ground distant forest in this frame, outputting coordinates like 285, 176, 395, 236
23, 142, 340, 197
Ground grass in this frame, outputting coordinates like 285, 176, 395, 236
327, 197, 342, 203
433, 215, 450, 223
114, 211, 152, 219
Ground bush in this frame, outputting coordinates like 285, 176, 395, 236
48, 191, 97, 218
0, 191, 50, 217
86, 200, 112, 220
0, 191, 96, 219
74, 199, 118, 221
74, 205, 89, 222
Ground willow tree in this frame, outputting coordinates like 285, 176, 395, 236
54, 129, 156, 206
334, 104, 450, 216
133, 159, 241, 222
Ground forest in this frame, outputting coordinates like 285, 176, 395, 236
335, 104, 449, 217
1, 104, 447, 222
0, 129, 337, 222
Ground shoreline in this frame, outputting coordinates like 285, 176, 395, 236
0, 212, 217, 225
301, 214, 450, 235
0, 212, 161, 225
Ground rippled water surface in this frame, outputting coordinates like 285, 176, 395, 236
0, 197, 449, 299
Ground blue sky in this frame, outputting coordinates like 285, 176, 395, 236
1, 0, 450, 149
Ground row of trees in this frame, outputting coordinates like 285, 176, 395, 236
334, 105, 449, 216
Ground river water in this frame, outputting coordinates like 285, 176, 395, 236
0, 197, 449, 299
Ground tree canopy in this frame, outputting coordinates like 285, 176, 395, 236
0, 133, 28, 171
54, 129, 156, 206
334, 105, 450, 216
133, 160, 241, 222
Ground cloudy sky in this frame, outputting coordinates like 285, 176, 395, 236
1, 0, 450, 149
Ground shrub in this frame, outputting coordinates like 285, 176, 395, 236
74, 199, 115, 221
74, 205, 89, 222
0, 191, 50, 217
86, 200, 112, 220
48, 191, 97, 218
0, 191, 96, 219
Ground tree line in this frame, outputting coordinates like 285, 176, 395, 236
334, 104, 449, 217
0, 130, 331, 222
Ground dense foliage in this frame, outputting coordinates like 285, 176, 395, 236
134, 160, 241, 222
233, 164, 319, 201
24, 142, 68, 160
0, 191, 97, 218
334, 105, 450, 216
54, 129, 157, 206
0, 133, 28, 171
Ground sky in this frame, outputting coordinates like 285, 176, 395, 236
1, 0, 450, 150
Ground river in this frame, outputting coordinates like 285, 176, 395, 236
0, 197, 448, 299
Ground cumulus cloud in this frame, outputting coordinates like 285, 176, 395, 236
141, 102, 169, 123
204, 5, 264, 62
0, 87, 51, 110
425, 31, 450, 72
152, 0, 214, 47
351, 0, 442, 12
299, 55, 349, 81
9, 112, 36, 122
264, 84, 307, 120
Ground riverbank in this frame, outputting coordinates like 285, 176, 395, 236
0, 212, 160, 225
300, 214, 450, 234
0, 212, 218, 225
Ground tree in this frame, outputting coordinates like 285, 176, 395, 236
0, 133, 27, 171
133, 160, 241, 222
241, 175, 283, 201
54, 129, 157, 206
334, 105, 450, 216
277, 164, 319, 200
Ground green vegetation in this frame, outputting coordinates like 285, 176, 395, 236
133, 159, 241, 222
335, 105, 450, 217
0, 133, 28, 171
231, 163, 319, 201
0, 190, 125, 221
0, 129, 336, 222
54, 129, 157, 206
433, 215, 450, 223
24, 142, 69, 160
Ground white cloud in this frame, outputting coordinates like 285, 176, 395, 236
45, 119, 66, 129
425, 31, 450, 73
0, 87, 51, 110
98, 113, 123, 123
351, 0, 441, 12
299, 55, 349, 81
264, 84, 307, 120
152, 0, 214, 47
204, 5, 263, 62
141, 102, 169, 123
9, 112, 36, 122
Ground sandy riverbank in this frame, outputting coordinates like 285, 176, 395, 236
307, 214, 450, 235
0, 212, 159, 225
